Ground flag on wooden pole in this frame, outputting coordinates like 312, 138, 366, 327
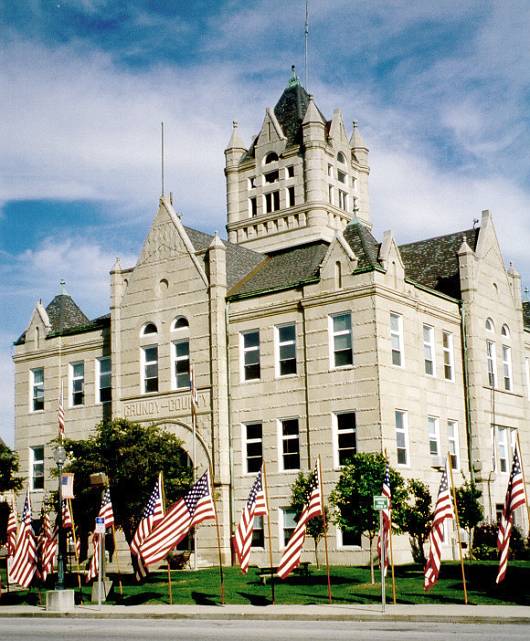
233, 467, 268, 573
130, 474, 164, 580
424, 463, 454, 590
377, 462, 392, 576
277, 460, 323, 579
9, 491, 37, 588
496, 447, 527, 583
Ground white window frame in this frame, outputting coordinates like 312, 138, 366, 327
338, 189, 348, 211
95, 357, 111, 404
70, 361, 85, 407
141, 345, 159, 393
486, 340, 497, 387
278, 418, 301, 472
427, 416, 440, 457
423, 324, 435, 376
497, 426, 509, 473
329, 312, 353, 369
336, 526, 362, 549
29, 445, 45, 492
448, 420, 460, 470
502, 345, 513, 391
172, 339, 190, 390
240, 329, 261, 382
332, 411, 357, 468
30, 367, 44, 412
242, 422, 263, 475
251, 515, 265, 549
279, 507, 297, 549
275, 323, 297, 377
395, 410, 409, 466
442, 331, 454, 381
390, 313, 404, 367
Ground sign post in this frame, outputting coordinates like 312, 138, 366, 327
95, 516, 105, 610
373, 495, 389, 614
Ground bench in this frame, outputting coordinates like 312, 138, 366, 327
257, 561, 311, 584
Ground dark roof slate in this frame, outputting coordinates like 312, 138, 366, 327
46, 295, 90, 333
399, 228, 480, 299
273, 83, 311, 148
523, 301, 530, 330
343, 222, 382, 271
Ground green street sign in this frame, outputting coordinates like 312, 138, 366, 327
373, 495, 389, 510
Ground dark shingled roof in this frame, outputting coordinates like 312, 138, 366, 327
228, 241, 328, 299
399, 228, 480, 299
273, 82, 310, 148
523, 301, 530, 330
46, 294, 90, 333
343, 222, 382, 272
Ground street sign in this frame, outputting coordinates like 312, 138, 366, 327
95, 516, 105, 534
373, 495, 389, 511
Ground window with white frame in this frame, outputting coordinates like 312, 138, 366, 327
280, 508, 297, 547
485, 318, 494, 332
279, 418, 300, 470
30, 445, 44, 491
243, 422, 262, 474
486, 340, 497, 387
448, 420, 460, 470
442, 331, 454, 381
395, 410, 409, 465
338, 189, 347, 211
249, 197, 257, 217
390, 313, 404, 366
427, 416, 440, 457
251, 516, 264, 547
241, 330, 260, 381
264, 191, 280, 213
31, 367, 44, 411
141, 322, 158, 336
173, 339, 190, 389
423, 324, 435, 375
502, 345, 513, 391
497, 427, 510, 473
287, 186, 295, 207
276, 323, 296, 376
333, 412, 356, 467
70, 361, 85, 406
96, 357, 111, 403
337, 527, 361, 548
330, 312, 353, 368
172, 316, 189, 330
142, 346, 159, 393
501, 324, 510, 338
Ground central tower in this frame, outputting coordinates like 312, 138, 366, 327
224, 68, 371, 253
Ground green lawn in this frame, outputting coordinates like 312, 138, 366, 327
1, 562, 529, 606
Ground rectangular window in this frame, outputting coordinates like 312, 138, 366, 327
276, 323, 296, 376
264, 170, 279, 184
395, 410, 408, 466
96, 357, 111, 403
241, 330, 260, 381
442, 331, 454, 381
448, 420, 459, 470
287, 185, 295, 207
427, 416, 440, 457
243, 422, 262, 474
423, 325, 435, 376
280, 508, 297, 547
30, 446, 44, 491
287, 165, 295, 178
337, 169, 346, 184
497, 427, 509, 473
248, 176, 256, 189
328, 184, 333, 204
337, 528, 361, 548
265, 190, 280, 213
251, 516, 264, 548
280, 418, 300, 471
487, 340, 497, 387
390, 313, 404, 366
338, 189, 347, 210
70, 361, 85, 406
31, 367, 44, 411
502, 345, 513, 391
334, 412, 357, 467
330, 312, 353, 368
173, 340, 190, 389
249, 196, 257, 217
327, 164, 333, 177
142, 346, 159, 393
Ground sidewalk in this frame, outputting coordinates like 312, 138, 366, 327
0, 603, 530, 623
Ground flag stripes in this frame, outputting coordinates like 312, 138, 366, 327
377, 463, 392, 575
58, 382, 65, 437
7, 501, 18, 558
233, 468, 268, 574
9, 492, 37, 588
87, 488, 115, 582
130, 475, 164, 579
37, 510, 55, 581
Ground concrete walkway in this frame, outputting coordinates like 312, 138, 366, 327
0, 603, 529, 623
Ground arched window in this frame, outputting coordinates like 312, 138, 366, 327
501, 324, 511, 339
337, 151, 346, 164
485, 318, 494, 332
172, 316, 189, 331
264, 152, 279, 164
141, 322, 158, 336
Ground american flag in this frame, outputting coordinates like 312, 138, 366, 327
58, 382, 65, 438
139, 470, 216, 568
424, 463, 454, 590
377, 462, 392, 576
233, 468, 268, 574
62, 500, 73, 530
130, 475, 164, 580
6, 501, 18, 558
9, 491, 37, 588
37, 509, 55, 581
496, 447, 527, 583
87, 488, 115, 582
277, 460, 323, 579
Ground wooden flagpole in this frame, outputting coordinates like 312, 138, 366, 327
209, 464, 225, 605
318, 456, 332, 604
67, 498, 83, 595
384, 450, 397, 604
160, 471, 173, 604
262, 461, 275, 604
516, 432, 530, 534
447, 455, 468, 605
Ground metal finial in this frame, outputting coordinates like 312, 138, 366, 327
288, 65, 300, 87
473, 218, 479, 228
59, 279, 66, 295
232, 120, 238, 129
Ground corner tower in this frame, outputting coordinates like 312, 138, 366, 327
225, 67, 371, 252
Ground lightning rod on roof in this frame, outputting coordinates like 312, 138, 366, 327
304, 0, 309, 90
161, 121, 165, 198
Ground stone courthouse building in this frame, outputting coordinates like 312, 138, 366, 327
13, 71, 530, 565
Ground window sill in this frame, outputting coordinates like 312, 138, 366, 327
329, 365, 355, 372
275, 374, 298, 380
30, 409, 45, 414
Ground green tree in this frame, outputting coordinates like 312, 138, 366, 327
60, 418, 193, 553
456, 481, 484, 556
329, 452, 407, 582
0, 441, 23, 544
289, 470, 329, 567
393, 478, 432, 564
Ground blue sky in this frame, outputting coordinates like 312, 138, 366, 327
2, 1, 530, 445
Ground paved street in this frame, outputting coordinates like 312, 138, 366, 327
1, 619, 529, 641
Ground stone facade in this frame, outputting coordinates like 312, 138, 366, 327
13, 74, 530, 567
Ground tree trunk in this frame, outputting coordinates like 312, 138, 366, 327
314, 539, 320, 569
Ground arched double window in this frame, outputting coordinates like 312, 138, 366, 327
171, 316, 191, 389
